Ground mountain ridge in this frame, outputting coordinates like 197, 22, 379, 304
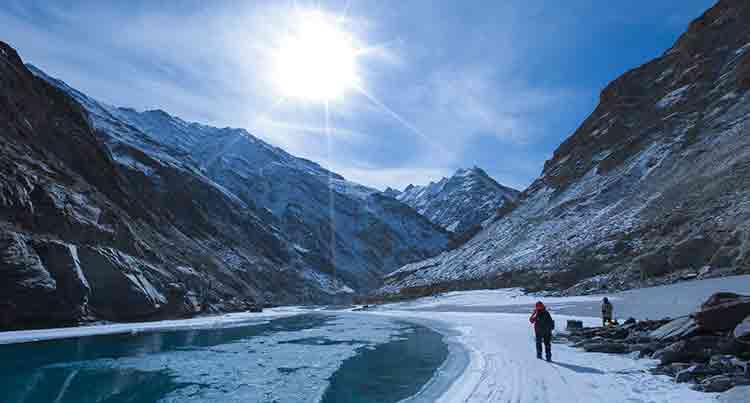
29, 62, 454, 292
376, 0, 750, 300
1, 43, 451, 329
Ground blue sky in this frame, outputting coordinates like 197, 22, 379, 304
0, 0, 715, 190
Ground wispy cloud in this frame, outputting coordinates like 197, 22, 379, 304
409, 64, 576, 144
0, 0, 714, 191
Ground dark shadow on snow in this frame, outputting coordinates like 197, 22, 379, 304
551, 361, 605, 375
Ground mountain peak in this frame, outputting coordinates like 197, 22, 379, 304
145, 108, 171, 117
454, 166, 494, 181
389, 167, 520, 234
455, 165, 481, 174
383, 187, 402, 198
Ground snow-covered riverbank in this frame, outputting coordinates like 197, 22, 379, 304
0, 307, 309, 345
367, 276, 750, 403
380, 275, 750, 319
368, 310, 714, 403
2, 276, 749, 402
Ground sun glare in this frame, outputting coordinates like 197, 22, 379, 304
272, 10, 360, 102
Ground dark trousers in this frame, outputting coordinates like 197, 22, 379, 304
535, 332, 552, 358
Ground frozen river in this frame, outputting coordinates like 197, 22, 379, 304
3, 275, 749, 403
0, 313, 455, 403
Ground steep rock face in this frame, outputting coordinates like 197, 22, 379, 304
386, 167, 520, 236
0, 234, 91, 326
0, 232, 58, 326
1, 41, 338, 328
30, 67, 450, 292
76, 246, 168, 320
0, 41, 449, 329
31, 240, 91, 317
0, 42, 119, 327
379, 0, 750, 298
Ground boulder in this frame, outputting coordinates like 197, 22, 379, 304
628, 342, 661, 354
652, 336, 722, 365
569, 327, 602, 338
563, 334, 584, 344
694, 293, 750, 332
700, 292, 745, 310
573, 336, 605, 348
625, 331, 653, 344
675, 364, 720, 383
77, 246, 168, 321
710, 355, 741, 372
582, 342, 630, 354
600, 327, 630, 340
735, 316, 750, 344
717, 336, 750, 356
649, 316, 699, 342
635, 342, 664, 358
697, 374, 750, 393
652, 363, 692, 377
669, 236, 719, 269
567, 320, 584, 330
631, 319, 671, 332
732, 358, 750, 376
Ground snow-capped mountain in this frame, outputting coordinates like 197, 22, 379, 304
378, 0, 750, 299
29, 64, 450, 293
386, 167, 520, 235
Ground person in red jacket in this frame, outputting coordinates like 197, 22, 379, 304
530, 301, 555, 361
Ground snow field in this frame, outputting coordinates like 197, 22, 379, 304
368, 276, 750, 402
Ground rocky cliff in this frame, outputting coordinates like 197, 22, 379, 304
0, 40, 327, 329
29, 65, 450, 293
0, 41, 449, 329
378, 0, 750, 299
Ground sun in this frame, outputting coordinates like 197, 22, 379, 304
271, 10, 361, 102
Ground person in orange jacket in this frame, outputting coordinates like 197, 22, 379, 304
530, 301, 555, 361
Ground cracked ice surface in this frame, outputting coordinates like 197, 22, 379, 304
1, 313, 417, 403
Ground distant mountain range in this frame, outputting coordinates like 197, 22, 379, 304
384, 167, 519, 236
377, 0, 750, 300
